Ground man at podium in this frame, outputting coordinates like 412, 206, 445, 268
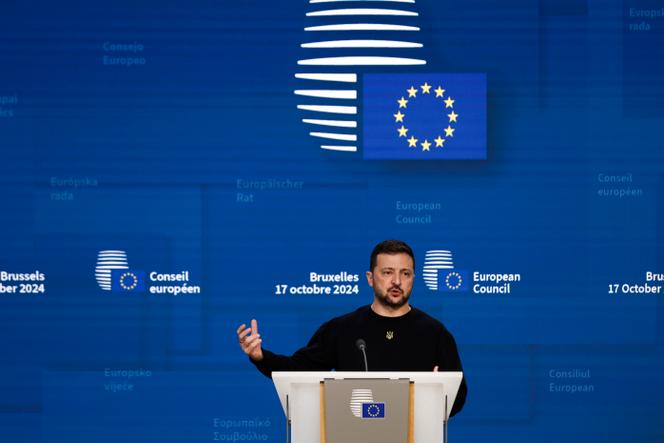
236, 240, 467, 416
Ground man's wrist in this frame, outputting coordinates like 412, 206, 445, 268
249, 352, 264, 363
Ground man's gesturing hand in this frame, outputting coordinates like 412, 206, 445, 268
237, 319, 264, 361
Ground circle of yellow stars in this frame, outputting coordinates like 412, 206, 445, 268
445, 271, 463, 290
366, 404, 381, 417
119, 271, 138, 291
393, 82, 458, 152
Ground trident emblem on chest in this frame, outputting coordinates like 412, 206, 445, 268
386, 331, 394, 340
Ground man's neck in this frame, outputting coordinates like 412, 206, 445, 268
370, 301, 411, 318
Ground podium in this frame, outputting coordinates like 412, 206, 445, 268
273, 372, 463, 443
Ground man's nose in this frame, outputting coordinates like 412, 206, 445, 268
393, 273, 401, 285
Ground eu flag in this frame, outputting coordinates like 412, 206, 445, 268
363, 73, 486, 160
111, 269, 146, 293
438, 270, 470, 292
361, 402, 385, 419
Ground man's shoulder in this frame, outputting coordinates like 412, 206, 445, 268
327, 305, 372, 325
312, 306, 370, 337
323, 305, 371, 326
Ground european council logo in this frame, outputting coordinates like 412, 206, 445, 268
294, 2, 487, 159
423, 250, 469, 292
363, 73, 486, 159
111, 270, 146, 293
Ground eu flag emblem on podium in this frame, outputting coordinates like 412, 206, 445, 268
363, 74, 486, 160
362, 402, 386, 419
111, 270, 146, 292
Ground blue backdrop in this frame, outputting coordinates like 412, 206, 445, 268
0, 0, 663, 442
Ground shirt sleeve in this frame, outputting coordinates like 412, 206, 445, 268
251, 321, 336, 378
437, 328, 468, 417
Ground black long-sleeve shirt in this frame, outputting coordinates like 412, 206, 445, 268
252, 305, 467, 416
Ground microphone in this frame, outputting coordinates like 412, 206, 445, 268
355, 339, 368, 372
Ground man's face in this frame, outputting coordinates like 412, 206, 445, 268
366, 252, 415, 309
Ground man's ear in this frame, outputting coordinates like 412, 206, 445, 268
365, 271, 374, 287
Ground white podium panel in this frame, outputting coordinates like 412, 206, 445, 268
272, 372, 462, 443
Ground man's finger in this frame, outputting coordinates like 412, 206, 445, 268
238, 327, 252, 341
433, 366, 439, 372
236, 324, 246, 335
247, 338, 262, 351
251, 319, 259, 336
242, 334, 260, 348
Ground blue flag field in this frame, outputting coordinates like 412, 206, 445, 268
363, 74, 487, 160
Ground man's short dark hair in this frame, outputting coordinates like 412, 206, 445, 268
370, 240, 415, 271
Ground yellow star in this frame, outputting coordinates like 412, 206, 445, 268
397, 125, 408, 137
434, 136, 445, 147
407, 136, 418, 147
393, 110, 405, 123
421, 139, 431, 151
448, 111, 458, 122
434, 86, 445, 97
444, 97, 455, 108
444, 126, 455, 137
407, 86, 418, 98
398, 96, 408, 108
421, 82, 432, 94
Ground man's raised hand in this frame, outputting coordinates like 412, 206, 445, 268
237, 319, 264, 361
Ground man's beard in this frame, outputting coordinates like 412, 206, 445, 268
375, 287, 411, 308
